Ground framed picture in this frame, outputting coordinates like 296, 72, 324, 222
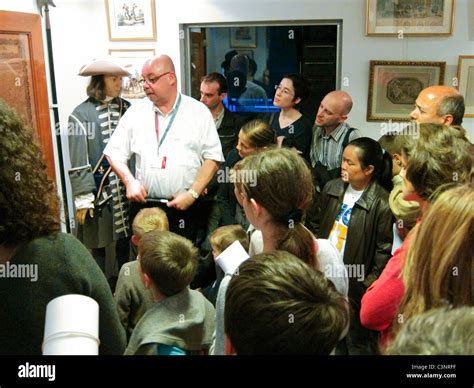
457, 55, 474, 117
230, 27, 257, 48
105, 0, 156, 41
236, 50, 254, 59
366, 0, 455, 36
367, 60, 446, 121
109, 49, 155, 100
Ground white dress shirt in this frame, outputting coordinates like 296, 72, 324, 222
104, 94, 224, 199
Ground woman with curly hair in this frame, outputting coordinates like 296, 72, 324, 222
0, 100, 126, 355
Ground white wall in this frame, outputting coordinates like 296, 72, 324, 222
35, 0, 474, 141
1, 0, 473, 229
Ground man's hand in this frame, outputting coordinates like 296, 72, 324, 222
76, 208, 94, 225
167, 191, 195, 211
126, 179, 148, 203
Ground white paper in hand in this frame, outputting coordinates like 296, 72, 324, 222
215, 240, 250, 275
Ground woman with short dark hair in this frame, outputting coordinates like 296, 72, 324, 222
270, 73, 313, 161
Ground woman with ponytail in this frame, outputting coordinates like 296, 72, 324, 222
318, 137, 394, 355
210, 147, 348, 355
233, 147, 348, 297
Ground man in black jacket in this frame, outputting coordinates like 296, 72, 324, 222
200, 72, 245, 158
194, 73, 246, 277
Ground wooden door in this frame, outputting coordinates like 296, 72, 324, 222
191, 31, 206, 100
0, 11, 55, 179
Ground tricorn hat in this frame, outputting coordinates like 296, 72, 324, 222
78, 58, 131, 77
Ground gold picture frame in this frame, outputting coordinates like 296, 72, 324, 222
109, 49, 155, 100
366, 0, 455, 36
105, 0, 156, 41
457, 55, 474, 118
367, 60, 446, 121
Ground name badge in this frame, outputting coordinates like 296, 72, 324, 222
150, 156, 167, 170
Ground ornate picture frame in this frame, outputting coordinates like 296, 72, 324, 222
366, 0, 455, 36
105, 0, 156, 41
367, 60, 446, 121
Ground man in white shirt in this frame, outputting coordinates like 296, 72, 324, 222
104, 55, 224, 241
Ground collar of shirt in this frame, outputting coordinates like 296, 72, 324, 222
319, 122, 348, 141
153, 93, 181, 118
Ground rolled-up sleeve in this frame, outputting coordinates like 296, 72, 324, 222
200, 110, 224, 163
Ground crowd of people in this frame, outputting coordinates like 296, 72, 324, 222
0, 53, 472, 356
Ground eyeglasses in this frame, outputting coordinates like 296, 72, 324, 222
138, 71, 171, 86
275, 84, 295, 96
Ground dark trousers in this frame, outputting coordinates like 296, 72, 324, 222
91, 236, 130, 273
129, 199, 203, 243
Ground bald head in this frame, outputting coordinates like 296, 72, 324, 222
326, 91, 353, 115
411, 85, 464, 125
143, 55, 175, 74
141, 55, 177, 108
315, 90, 353, 130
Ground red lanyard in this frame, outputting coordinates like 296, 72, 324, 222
155, 111, 159, 140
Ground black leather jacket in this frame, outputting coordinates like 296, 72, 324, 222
218, 108, 246, 159
319, 178, 394, 304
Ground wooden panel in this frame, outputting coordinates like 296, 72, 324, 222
191, 31, 206, 100
0, 11, 55, 179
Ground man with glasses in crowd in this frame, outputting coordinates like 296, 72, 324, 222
104, 55, 224, 242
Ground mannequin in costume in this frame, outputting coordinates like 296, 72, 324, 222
68, 59, 131, 273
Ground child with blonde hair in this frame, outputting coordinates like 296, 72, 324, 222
115, 207, 169, 340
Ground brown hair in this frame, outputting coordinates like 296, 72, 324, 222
394, 183, 474, 334
241, 119, 276, 148
378, 132, 416, 158
406, 124, 472, 201
138, 230, 198, 297
201, 72, 227, 94
234, 147, 317, 268
132, 207, 169, 240
225, 251, 349, 354
209, 224, 249, 255
86, 75, 107, 101
0, 100, 60, 245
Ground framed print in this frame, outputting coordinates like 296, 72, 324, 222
105, 0, 156, 41
457, 55, 474, 117
367, 60, 446, 121
230, 27, 257, 48
366, 0, 455, 36
236, 50, 254, 59
109, 49, 155, 100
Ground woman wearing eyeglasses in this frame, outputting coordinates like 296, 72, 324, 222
271, 73, 313, 162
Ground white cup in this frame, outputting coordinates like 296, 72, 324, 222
42, 294, 100, 355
